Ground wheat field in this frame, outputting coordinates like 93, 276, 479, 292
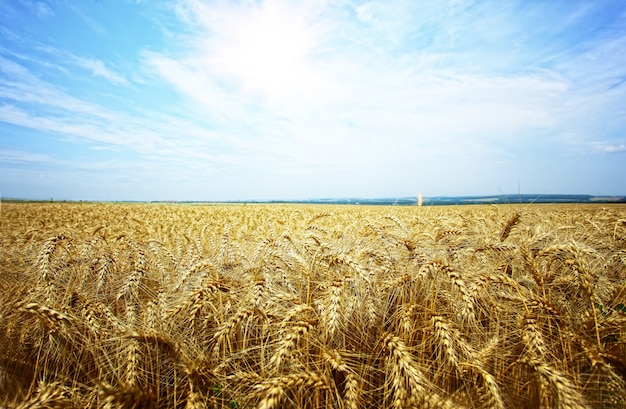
1, 202, 625, 408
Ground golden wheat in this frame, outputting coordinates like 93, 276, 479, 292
1, 202, 625, 408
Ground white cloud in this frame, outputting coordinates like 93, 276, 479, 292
355, 3, 375, 23
72, 57, 128, 86
143, 51, 255, 125
34, 2, 54, 18
0, 56, 122, 118
20, 0, 54, 18
593, 142, 626, 153
30, 46, 129, 86
0, 104, 139, 149
144, 0, 577, 173
0, 148, 50, 164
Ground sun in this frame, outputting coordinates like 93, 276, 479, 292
210, 1, 322, 103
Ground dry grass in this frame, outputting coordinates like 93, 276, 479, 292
1, 202, 626, 408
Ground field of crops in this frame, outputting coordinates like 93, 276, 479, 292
1, 202, 625, 408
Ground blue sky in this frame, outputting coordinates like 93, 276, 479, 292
1, 0, 625, 201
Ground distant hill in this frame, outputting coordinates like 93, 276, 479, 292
267, 194, 626, 205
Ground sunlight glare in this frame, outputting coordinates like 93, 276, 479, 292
212, 1, 320, 103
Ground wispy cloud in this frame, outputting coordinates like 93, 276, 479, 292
0, 148, 51, 164
71, 57, 128, 86
32, 46, 129, 86
20, 0, 54, 18
593, 142, 626, 153
147, 1, 579, 164
0, 56, 115, 117
0, 55, 253, 169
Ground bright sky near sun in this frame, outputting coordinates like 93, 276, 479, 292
1, 0, 625, 201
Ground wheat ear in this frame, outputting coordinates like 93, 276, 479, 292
500, 212, 520, 242
383, 333, 459, 409
523, 358, 589, 409
254, 372, 327, 409
269, 320, 314, 370
323, 349, 360, 409
15, 381, 70, 409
